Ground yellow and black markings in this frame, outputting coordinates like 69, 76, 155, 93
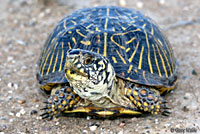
138, 46, 144, 69
59, 42, 65, 71
129, 42, 139, 63
152, 44, 162, 77
144, 31, 153, 74
116, 50, 126, 64
103, 32, 108, 57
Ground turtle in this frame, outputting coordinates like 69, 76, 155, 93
37, 6, 177, 119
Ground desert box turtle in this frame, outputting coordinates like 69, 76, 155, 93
36, 6, 177, 118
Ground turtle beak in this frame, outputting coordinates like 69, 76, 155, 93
65, 52, 88, 79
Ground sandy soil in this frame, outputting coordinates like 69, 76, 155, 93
0, 0, 200, 134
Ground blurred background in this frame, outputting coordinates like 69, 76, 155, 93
0, 0, 199, 133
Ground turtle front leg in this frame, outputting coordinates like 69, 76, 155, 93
125, 83, 170, 116
40, 85, 80, 119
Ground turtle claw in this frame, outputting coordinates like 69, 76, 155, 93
40, 112, 54, 120
40, 86, 80, 119
162, 110, 171, 116
126, 84, 171, 115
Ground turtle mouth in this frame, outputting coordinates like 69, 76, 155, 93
65, 61, 88, 80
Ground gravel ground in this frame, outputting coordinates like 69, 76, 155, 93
0, 0, 200, 134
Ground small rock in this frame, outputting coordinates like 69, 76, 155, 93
36, 116, 42, 120
45, 8, 51, 14
155, 119, 159, 124
159, 0, 165, 5
86, 116, 91, 120
30, 110, 38, 115
0, 132, 5, 134
29, 18, 37, 26
119, 121, 126, 127
20, 0, 28, 6
118, 130, 124, 134
38, 12, 45, 18
136, 2, 144, 8
82, 130, 88, 134
192, 69, 197, 75
16, 40, 27, 46
146, 130, 150, 133
183, 106, 189, 112
89, 125, 97, 131
16, 112, 21, 117
182, 75, 189, 80
7, 82, 13, 88
17, 99, 26, 104
7, 57, 14, 62
20, 109, 26, 115
0, 117, 7, 120
0, 125, 7, 132
8, 112, 14, 116
13, 83, 18, 89
8, 90, 13, 94
184, 92, 192, 100
119, 0, 126, 7
55, 122, 59, 125
32, 98, 39, 102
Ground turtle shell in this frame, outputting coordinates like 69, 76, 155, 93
37, 6, 177, 92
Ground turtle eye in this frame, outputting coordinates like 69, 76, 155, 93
84, 56, 93, 65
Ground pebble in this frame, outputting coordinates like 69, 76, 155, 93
159, 0, 166, 5
82, 130, 88, 134
13, 83, 18, 89
0, 117, 7, 120
0, 132, 5, 134
36, 116, 42, 120
17, 99, 26, 104
192, 69, 198, 75
16, 112, 21, 117
164, 123, 171, 128
30, 110, 38, 115
89, 124, 98, 131
119, 121, 126, 127
32, 99, 39, 102
184, 92, 192, 100
183, 106, 189, 112
86, 116, 91, 120
8, 112, 14, 116
118, 130, 123, 134
136, 2, 144, 9
20, 109, 26, 115
0, 125, 7, 132
8, 90, 13, 94
16, 40, 27, 46
7, 57, 14, 62
7, 82, 13, 88
29, 18, 37, 26
55, 122, 59, 125
155, 119, 159, 124
38, 12, 45, 18
16, 109, 26, 117
45, 8, 51, 14
119, 0, 126, 7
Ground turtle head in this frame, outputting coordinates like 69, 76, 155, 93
65, 49, 115, 101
